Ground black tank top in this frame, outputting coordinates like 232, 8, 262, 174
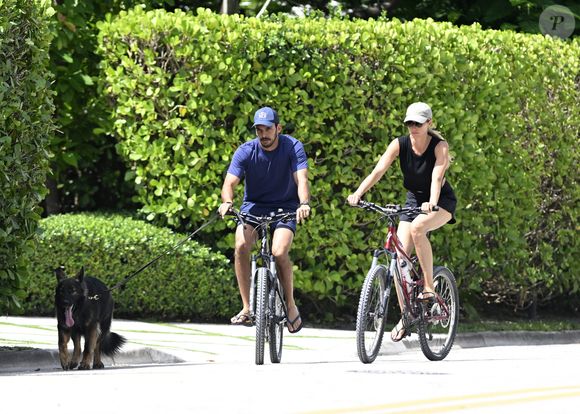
398, 134, 449, 195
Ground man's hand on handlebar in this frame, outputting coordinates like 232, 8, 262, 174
218, 201, 233, 218
296, 203, 311, 224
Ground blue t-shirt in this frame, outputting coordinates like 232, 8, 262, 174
227, 134, 308, 211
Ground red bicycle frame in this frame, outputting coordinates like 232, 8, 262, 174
384, 224, 424, 307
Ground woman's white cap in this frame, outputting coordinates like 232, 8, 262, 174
404, 102, 432, 123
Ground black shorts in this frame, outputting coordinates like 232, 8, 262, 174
400, 185, 457, 224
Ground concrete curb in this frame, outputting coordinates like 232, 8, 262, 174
0, 347, 184, 374
455, 330, 580, 348
395, 330, 580, 351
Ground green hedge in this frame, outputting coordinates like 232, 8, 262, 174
98, 8, 580, 316
0, 0, 55, 312
23, 213, 239, 321
46, 0, 182, 213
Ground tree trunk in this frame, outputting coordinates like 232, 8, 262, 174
43, 175, 60, 216
220, 0, 239, 14
527, 290, 538, 320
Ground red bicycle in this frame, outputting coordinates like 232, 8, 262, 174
353, 200, 459, 362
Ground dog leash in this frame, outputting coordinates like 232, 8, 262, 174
107, 211, 220, 293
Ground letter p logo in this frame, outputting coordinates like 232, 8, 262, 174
540, 6, 575, 39
550, 15, 565, 31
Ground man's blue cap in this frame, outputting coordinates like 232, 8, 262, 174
252, 107, 279, 127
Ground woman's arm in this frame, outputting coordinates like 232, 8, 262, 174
347, 139, 400, 204
428, 141, 450, 207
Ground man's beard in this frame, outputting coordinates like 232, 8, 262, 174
260, 134, 277, 149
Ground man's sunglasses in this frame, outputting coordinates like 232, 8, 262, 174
405, 121, 425, 128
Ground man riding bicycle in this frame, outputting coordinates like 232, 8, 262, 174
218, 106, 310, 333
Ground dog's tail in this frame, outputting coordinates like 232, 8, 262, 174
101, 332, 126, 356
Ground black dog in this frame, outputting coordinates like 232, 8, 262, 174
54, 266, 126, 370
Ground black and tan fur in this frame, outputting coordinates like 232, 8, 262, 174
54, 266, 125, 370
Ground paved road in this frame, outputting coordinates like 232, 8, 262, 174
1, 316, 579, 413
2, 316, 579, 372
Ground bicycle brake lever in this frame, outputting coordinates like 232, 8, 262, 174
228, 209, 248, 230
418, 205, 439, 215
356, 200, 369, 208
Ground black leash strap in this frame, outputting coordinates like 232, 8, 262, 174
108, 211, 220, 292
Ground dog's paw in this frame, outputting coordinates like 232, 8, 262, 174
78, 363, 91, 370
93, 361, 104, 369
67, 361, 78, 370
60, 358, 73, 371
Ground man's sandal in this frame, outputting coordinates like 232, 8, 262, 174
391, 320, 409, 342
230, 311, 253, 327
287, 309, 303, 334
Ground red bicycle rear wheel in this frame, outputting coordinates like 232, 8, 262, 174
417, 266, 459, 361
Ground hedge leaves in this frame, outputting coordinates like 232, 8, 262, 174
98, 8, 579, 312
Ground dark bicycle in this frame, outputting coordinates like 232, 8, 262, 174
228, 208, 296, 365
352, 200, 459, 362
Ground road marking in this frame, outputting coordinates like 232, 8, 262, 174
304, 385, 580, 414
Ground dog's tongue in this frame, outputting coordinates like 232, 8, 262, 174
64, 306, 74, 328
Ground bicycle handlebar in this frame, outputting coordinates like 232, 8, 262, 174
224, 207, 296, 228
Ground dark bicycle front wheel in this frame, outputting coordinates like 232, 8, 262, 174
356, 265, 390, 363
417, 266, 459, 361
268, 277, 284, 363
255, 267, 269, 365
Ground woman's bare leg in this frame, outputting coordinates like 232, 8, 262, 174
410, 209, 452, 296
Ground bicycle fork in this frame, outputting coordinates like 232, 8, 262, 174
249, 255, 257, 319
369, 254, 392, 317
269, 256, 287, 325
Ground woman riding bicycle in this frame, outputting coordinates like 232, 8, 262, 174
347, 102, 457, 342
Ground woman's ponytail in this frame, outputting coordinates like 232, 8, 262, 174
428, 129, 454, 165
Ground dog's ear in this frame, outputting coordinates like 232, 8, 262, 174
75, 266, 85, 282
54, 265, 67, 282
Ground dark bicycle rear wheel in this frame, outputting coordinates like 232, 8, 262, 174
268, 278, 284, 363
417, 266, 459, 361
255, 267, 269, 365
356, 265, 390, 363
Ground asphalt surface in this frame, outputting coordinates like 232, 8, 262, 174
1, 315, 579, 374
